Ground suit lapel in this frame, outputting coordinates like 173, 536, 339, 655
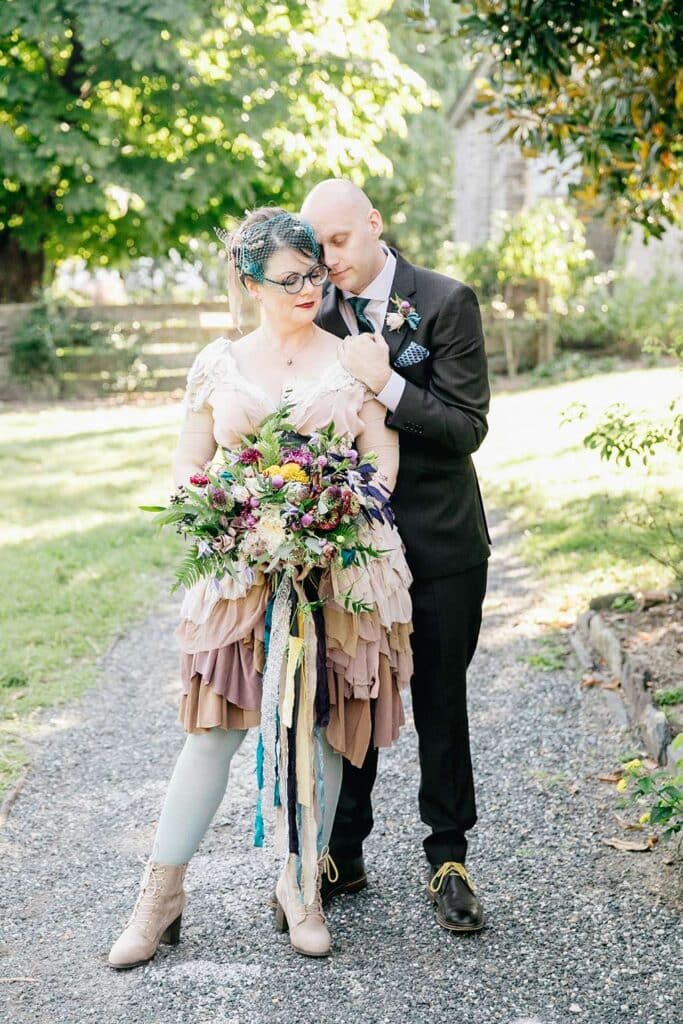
382, 252, 418, 363
317, 284, 350, 339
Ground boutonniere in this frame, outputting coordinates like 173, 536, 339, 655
385, 293, 421, 332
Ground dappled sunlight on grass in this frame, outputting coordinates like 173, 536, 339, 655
476, 366, 683, 610
0, 400, 188, 793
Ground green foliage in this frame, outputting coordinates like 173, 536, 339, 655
520, 633, 568, 671
8, 299, 152, 393
452, 0, 683, 236
621, 745, 683, 844
654, 688, 683, 708
364, 0, 467, 261
8, 302, 60, 378
439, 199, 594, 306
610, 594, 636, 613
526, 352, 617, 386
559, 271, 683, 355
0, 0, 429, 297
579, 401, 683, 468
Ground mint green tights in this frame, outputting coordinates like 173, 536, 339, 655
151, 727, 343, 866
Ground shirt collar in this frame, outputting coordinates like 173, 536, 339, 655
341, 245, 396, 303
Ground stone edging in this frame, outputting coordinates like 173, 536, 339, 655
571, 610, 678, 767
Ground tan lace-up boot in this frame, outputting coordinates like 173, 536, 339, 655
273, 850, 335, 957
108, 859, 187, 970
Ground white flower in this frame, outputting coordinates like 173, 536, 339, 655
254, 512, 287, 549
385, 311, 405, 331
230, 483, 250, 503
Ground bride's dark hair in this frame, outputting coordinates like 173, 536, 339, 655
214, 207, 321, 330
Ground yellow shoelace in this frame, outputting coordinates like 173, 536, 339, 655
318, 847, 339, 884
428, 861, 476, 895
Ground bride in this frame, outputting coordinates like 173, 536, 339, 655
108, 208, 413, 966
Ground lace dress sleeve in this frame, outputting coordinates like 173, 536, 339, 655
172, 338, 233, 487
356, 394, 399, 493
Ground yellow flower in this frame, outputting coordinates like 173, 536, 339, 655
616, 778, 628, 793
623, 758, 642, 772
639, 812, 651, 824
264, 463, 308, 484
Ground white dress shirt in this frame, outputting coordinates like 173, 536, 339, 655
339, 247, 406, 412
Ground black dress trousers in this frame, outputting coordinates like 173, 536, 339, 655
329, 559, 488, 865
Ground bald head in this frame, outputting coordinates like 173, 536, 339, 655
300, 179, 386, 295
301, 179, 373, 221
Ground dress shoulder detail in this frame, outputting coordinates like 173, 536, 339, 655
184, 337, 236, 412
292, 359, 365, 423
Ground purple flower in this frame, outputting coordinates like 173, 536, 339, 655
189, 472, 209, 487
197, 539, 213, 558
284, 447, 313, 467
270, 474, 284, 490
326, 485, 341, 499
300, 512, 314, 528
249, 496, 260, 509
208, 485, 227, 507
344, 448, 359, 464
239, 448, 261, 465
244, 513, 257, 527
316, 455, 327, 468
400, 300, 411, 313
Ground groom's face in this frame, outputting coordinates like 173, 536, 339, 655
302, 202, 384, 295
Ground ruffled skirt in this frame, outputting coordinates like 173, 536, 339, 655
176, 521, 413, 768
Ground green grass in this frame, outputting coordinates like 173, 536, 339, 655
0, 400, 184, 798
475, 365, 683, 614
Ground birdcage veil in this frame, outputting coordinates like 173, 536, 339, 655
214, 211, 321, 332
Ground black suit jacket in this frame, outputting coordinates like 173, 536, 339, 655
317, 250, 491, 579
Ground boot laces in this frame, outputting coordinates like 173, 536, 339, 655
126, 863, 164, 936
429, 861, 476, 895
304, 846, 338, 920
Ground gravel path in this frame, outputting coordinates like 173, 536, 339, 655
2, 511, 681, 1024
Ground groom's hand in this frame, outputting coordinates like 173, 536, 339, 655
339, 332, 392, 394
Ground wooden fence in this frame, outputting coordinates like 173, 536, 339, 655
0, 299, 544, 400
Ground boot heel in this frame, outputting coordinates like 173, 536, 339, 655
161, 913, 182, 945
273, 902, 288, 934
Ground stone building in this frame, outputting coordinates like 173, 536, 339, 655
448, 60, 682, 278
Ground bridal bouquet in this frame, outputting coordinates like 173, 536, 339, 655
143, 405, 393, 605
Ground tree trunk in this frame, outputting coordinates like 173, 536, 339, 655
0, 235, 45, 302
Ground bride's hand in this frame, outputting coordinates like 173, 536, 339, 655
339, 332, 391, 394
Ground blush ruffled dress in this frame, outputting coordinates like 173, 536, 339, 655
172, 337, 413, 768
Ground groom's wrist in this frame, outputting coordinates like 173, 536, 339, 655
374, 371, 406, 412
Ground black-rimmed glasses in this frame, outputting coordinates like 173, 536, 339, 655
262, 264, 329, 294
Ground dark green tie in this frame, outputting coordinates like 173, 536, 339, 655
347, 296, 375, 333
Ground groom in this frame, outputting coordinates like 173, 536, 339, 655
300, 180, 491, 932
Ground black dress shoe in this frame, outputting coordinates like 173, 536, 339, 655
428, 862, 484, 932
321, 855, 367, 902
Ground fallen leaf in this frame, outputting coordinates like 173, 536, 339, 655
613, 813, 645, 831
643, 758, 659, 770
598, 770, 624, 784
581, 673, 603, 688
602, 835, 658, 852
602, 679, 621, 690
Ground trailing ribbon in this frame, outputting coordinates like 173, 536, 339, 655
254, 572, 327, 903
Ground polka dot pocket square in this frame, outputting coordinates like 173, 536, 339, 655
394, 341, 430, 368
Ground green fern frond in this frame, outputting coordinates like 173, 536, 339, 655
150, 506, 194, 529
172, 550, 226, 593
256, 422, 282, 468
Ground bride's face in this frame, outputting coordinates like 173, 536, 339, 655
247, 246, 324, 326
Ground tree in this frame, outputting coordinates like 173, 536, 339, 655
362, 0, 468, 262
438, 0, 683, 237
0, 0, 428, 300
